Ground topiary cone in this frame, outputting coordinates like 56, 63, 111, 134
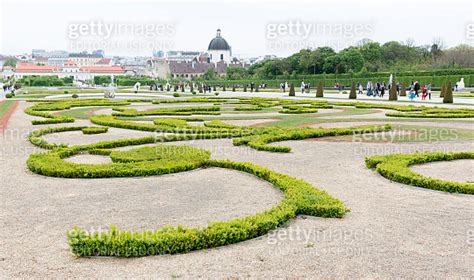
389, 79, 398, 101
440, 83, 445, 98
443, 82, 453, 103
316, 81, 324, 97
289, 83, 295, 96
400, 82, 406, 96
349, 82, 357, 99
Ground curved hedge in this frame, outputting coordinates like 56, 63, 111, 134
66, 159, 348, 257
366, 151, 474, 194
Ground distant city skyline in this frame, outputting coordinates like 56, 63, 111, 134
1, 0, 473, 58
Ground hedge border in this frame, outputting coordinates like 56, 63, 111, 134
66, 159, 348, 257
366, 151, 474, 194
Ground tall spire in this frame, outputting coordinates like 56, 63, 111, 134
216, 29, 221, 37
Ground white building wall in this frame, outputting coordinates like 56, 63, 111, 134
208, 50, 231, 64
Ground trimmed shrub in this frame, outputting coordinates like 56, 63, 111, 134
64, 159, 348, 257
214, 92, 219, 96
173, 92, 180, 97
82, 126, 108, 135
72, 94, 79, 99
389, 80, 397, 101
289, 83, 295, 96
349, 82, 357, 99
400, 82, 406, 96
5, 93, 13, 98
443, 82, 453, 103
316, 81, 324, 97
366, 151, 474, 194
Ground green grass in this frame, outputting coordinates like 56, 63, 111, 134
0, 100, 15, 118
59, 107, 108, 119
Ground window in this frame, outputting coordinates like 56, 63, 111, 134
220, 54, 224, 60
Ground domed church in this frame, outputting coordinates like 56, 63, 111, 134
207, 29, 232, 64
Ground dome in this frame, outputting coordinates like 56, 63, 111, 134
208, 29, 231, 51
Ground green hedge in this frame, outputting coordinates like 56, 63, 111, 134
82, 126, 108, 134
66, 159, 348, 257
366, 151, 474, 194
25, 99, 131, 125
234, 125, 392, 153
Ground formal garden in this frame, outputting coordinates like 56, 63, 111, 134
0, 88, 473, 276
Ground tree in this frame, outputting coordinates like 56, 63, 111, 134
222, 85, 226, 91
316, 81, 324, 97
349, 81, 357, 99
340, 48, 365, 72
232, 84, 236, 92
389, 79, 398, 101
203, 69, 217, 80
190, 83, 194, 92
289, 83, 295, 96
400, 82, 406, 96
3, 58, 17, 67
443, 82, 453, 103
198, 83, 203, 93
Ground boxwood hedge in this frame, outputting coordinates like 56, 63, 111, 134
366, 151, 474, 194
66, 159, 348, 257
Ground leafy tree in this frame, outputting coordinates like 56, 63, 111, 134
203, 69, 217, 80
3, 58, 17, 67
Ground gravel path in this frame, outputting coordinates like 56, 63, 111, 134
410, 159, 474, 183
0, 101, 473, 278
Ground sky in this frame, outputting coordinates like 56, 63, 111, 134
1, 0, 473, 58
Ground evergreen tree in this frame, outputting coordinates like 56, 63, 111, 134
232, 85, 236, 92
289, 83, 295, 96
400, 82, 406, 96
349, 81, 357, 99
316, 81, 324, 97
389, 79, 398, 101
443, 82, 453, 103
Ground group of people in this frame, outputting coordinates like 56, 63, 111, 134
364, 81, 388, 97
408, 81, 432, 101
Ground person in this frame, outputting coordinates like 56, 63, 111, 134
414, 81, 420, 97
358, 83, 363, 94
374, 82, 379, 97
380, 82, 385, 98
396, 82, 401, 95
301, 81, 305, 94
427, 82, 432, 100
366, 81, 372, 96
409, 90, 416, 101
421, 85, 427, 100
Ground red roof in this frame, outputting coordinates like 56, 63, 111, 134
15, 62, 60, 73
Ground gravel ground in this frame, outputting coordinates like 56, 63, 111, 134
0, 101, 473, 278
410, 159, 474, 183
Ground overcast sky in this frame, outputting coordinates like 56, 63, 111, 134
1, 0, 473, 58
